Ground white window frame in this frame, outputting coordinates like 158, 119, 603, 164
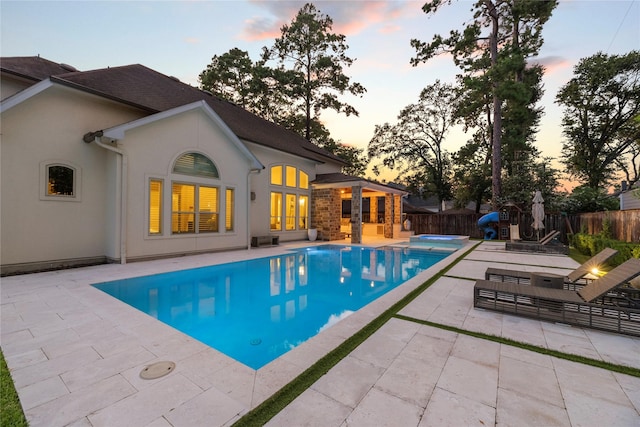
39, 160, 82, 202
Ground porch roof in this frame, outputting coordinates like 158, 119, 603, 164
312, 173, 408, 196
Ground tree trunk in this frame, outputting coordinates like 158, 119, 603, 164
487, 0, 502, 210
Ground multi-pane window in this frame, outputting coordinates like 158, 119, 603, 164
299, 171, 309, 189
285, 194, 296, 230
270, 165, 283, 185
199, 186, 219, 233
149, 179, 163, 235
47, 165, 74, 196
270, 165, 309, 231
171, 183, 219, 234
285, 166, 296, 187
270, 192, 282, 230
172, 183, 196, 233
299, 195, 309, 229
147, 152, 234, 237
225, 188, 234, 232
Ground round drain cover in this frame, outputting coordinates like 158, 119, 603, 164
140, 361, 175, 380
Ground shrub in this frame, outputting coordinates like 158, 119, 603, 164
570, 233, 640, 267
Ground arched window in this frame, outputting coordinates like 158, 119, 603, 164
47, 165, 74, 195
40, 161, 82, 201
173, 152, 219, 178
147, 152, 235, 237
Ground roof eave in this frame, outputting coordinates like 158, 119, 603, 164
0, 78, 53, 113
102, 100, 264, 171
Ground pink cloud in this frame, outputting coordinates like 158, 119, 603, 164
530, 56, 572, 75
241, 16, 283, 41
240, 0, 414, 41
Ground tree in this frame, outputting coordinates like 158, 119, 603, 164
560, 185, 619, 214
411, 0, 557, 209
263, 3, 366, 142
451, 139, 492, 212
199, 48, 255, 107
199, 48, 300, 125
557, 51, 640, 191
501, 152, 561, 210
368, 81, 457, 210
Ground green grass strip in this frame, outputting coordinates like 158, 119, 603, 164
393, 314, 640, 378
233, 243, 480, 426
1, 348, 29, 427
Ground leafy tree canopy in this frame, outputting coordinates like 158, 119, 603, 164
263, 3, 366, 142
411, 0, 557, 209
557, 50, 640, 190
560, 185, 620, 214
368, 81, 457, 209
198, 4, 368, 175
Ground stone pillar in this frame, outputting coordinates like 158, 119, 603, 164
351, 186, 362, 244
311, 188, 342, 240
384, 193, 394, 238
394, 195, 402, 225
370, 196, 378, 223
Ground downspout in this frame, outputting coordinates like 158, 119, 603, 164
83, 131, 127, 264
246, 168, 261, 249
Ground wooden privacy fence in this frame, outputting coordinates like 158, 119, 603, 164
407, 213, 484, 239
568, 210, 640, 243
407, 209, 640, 243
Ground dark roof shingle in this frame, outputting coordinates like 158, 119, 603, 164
3, 58, 345, 165
1, 56, 79, 81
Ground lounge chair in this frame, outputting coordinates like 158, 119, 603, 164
539, 230, 560, 245
505, 229, 568, 255
474, 257, 640, 336
485, 247, 619, 289
509, 224, 521, 241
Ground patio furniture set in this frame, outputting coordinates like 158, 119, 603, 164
474, 248, 640, 337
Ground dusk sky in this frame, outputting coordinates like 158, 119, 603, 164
2, 0, 639, 186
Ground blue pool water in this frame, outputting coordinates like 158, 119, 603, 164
93, 245, 449, 369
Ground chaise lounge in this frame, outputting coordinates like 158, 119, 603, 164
505, 229, 568, 255
474, 257, 640, 336
485, 247, 619, 289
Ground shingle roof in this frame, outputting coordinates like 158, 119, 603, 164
1, 56, 79, 82
2, 58, 345, 166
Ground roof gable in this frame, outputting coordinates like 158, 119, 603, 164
1, 57, 346, 166
102, 100, 264, 171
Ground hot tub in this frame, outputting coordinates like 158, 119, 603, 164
409, 234, 470, 250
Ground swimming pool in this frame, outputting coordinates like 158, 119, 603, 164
93, 245, 449, 369
409, 234, 470, 250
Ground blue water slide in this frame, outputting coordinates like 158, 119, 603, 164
478, 211, 499, 240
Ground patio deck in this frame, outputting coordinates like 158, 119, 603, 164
2, 240, 639, 426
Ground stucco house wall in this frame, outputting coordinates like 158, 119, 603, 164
1, 56, 369, 274
108, 107, 255, 260
1, 84, 144, 269
245, 141, 342, 242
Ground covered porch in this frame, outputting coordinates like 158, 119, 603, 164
310, 173, 410, 244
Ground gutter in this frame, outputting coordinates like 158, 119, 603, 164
83, 130, 128, 264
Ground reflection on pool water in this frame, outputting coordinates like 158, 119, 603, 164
93, 245, 449, 369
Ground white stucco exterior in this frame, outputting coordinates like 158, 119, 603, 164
1, 84, 144, 269
1, 62, 349, 274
